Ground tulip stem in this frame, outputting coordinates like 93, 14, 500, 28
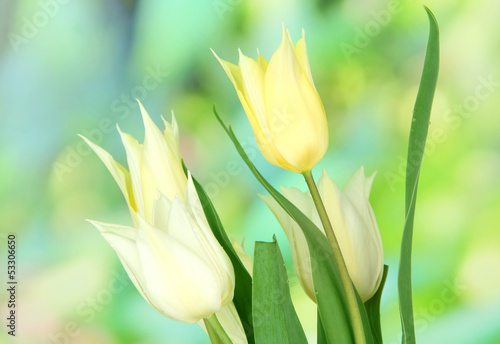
204, 313, 233, 344
302, 170, 366, 344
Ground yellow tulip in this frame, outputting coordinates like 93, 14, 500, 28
213, 25, 328, 172
81, 101, 235, 324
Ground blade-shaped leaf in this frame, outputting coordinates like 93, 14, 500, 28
398, 7, 439, 344
317, 309, 328, 344
191, 175, 255, 344
213, 107, 375, 344
365, 265, 389, 344
253, 237, 307, 344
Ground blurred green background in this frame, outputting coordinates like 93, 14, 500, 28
1, 0, 499, 343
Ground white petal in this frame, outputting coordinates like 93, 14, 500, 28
162, 111, 182, 162
166, 195, 235, 305
87, 220, 149, 302
79, 135, 137, 224
279, 186, 322, 230
117, 126, 145, 220
136, 216, 224, 323
215, 303, 248, 344
259, 194, 316, 301
152, 192, 173, 232
138, 100, 187, 213
318, 168, 383, 301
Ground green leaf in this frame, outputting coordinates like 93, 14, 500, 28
213, 107, 376, 343
317, 309, 328, 344
398, 7, 439, 344
204, 318, 224, 344
191, 175, 255, 344
253, 237, 308, 344
365, 265, 389, 344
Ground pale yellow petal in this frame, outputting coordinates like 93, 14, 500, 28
265, 26, 328, 171
259, 193, 316, 301
213, 49, 283, 167
138, 100, 187, 218
79, 135, 138, 225
88, 220, 150, 302
117, 125, 145, 220
136, 215, 224, 323
294, 29, 314, 85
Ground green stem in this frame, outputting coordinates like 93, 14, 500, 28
204, 313, 233, 344
302, 170, 366, 344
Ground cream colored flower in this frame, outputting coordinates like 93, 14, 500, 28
261, 167, 384, 302
213, 25, 328, 173
81, 101, 235, 323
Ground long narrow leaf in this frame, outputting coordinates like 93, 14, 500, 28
213, 107, 376, 344
253, 238, 308, 344
192, 176, 255, 344
365, 265, 389, 344
317, 309, 328, 344
398, 7, 439, 344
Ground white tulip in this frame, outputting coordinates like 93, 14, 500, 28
261, 167, 384, 302
81, 101, 235, 323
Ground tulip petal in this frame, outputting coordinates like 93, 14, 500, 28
161, 111, 181, 162
87, 220, 150, 303
138, 100, 187, 218
257, 50, 269, 71
229, 235, 253, 277
197, 303, 248, 344
117, 126, 145, 220
259, 193, 316, 301
318, 168, 383, 301
136, 215, 224, 323
152, 192, 172, 232
212, 49, 282, 167
79, 135, 137, 223
238, 49, 268, 133
265, 26, 328, 171
166, 194, 235, 304
294, 29, 315, 86
280, 186, 321, 229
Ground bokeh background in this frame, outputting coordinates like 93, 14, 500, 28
1, 0, 499, 343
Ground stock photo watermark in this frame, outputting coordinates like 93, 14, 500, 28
47, 270, 129, 344
384, 74, 499, 191
340, 0, 402, 61
387, 277, 467, 344
52, 65, 169, 182
8, 0, 72, 53
213, 0, 243, 20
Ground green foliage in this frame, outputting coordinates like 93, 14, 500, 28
365, 265, 389, 344
253, 237, 307, 344
398, 7, 440, 344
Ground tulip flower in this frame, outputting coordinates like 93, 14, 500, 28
213, 25, 328, 173
261, 167, 384, 302
80, 101, 235, 324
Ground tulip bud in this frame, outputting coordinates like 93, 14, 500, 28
213, 25, 328, 173
81, 101, 235, 323
261, 167, 384, 302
